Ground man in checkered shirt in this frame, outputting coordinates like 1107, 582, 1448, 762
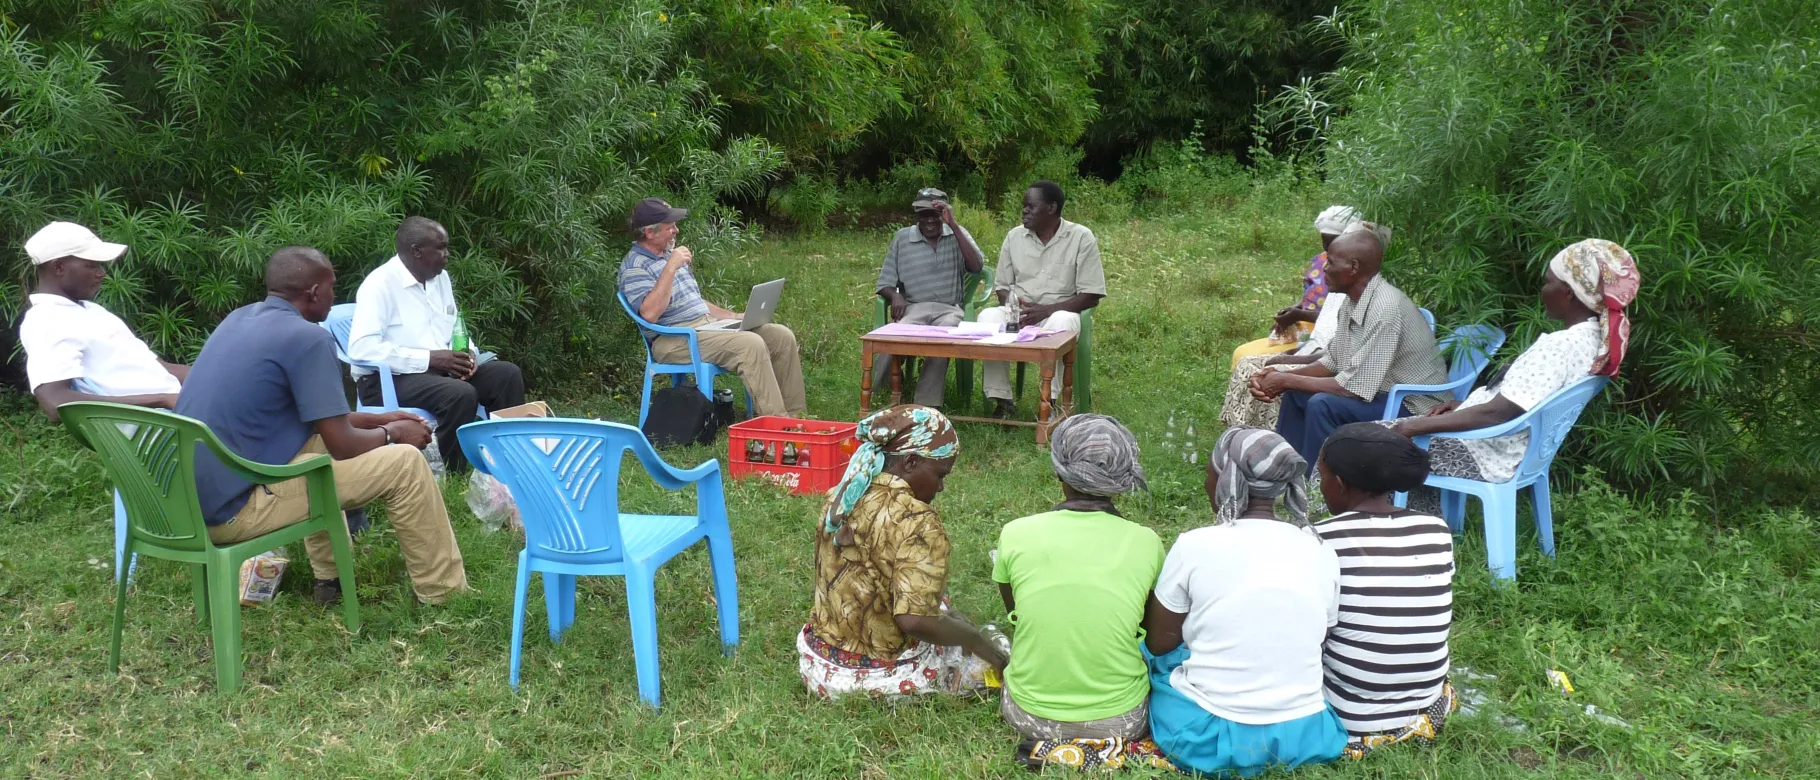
1248, 224, 1448, 472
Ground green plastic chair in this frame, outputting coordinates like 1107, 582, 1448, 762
59, 402, 360, 693
873, 268, 996, 408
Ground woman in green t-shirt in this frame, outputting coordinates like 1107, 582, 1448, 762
993, 414, 1166, 747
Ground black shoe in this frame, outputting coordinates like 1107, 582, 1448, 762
312, 579, 343, 605
345, 507, 370, 536
991, 399, 1017, 420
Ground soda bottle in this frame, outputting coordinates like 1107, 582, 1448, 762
745, 439, 765, 462
782, 442, 798, 466
797, 444, 810, 468
451, 315, 470, 352
765, 442, 778, 464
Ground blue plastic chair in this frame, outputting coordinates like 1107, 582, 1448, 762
113, 491, 138, 582
615, 292, 752, 426
1403, 376, 1610, 581
1419, 307, 1436, 333
457, 418, 739, 706
1382, 324, 1508, 419
321, 303, 443, 423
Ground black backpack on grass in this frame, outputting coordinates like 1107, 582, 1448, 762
640, 386, 720, 447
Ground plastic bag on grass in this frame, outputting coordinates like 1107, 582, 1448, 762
239, 551, 287, 605
422, 422, 446, 478
467, 470, 520, 533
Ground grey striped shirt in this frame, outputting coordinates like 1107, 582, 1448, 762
878, 224, 973, 306
1318, 276, 1449, 414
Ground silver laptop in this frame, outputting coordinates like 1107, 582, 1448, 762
699, 278, 786, 331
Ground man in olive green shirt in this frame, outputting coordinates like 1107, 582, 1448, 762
975, 180, 1107, 419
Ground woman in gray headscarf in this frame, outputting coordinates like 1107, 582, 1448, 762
993, 415, 1167, 752
1138, 427, 1347, 776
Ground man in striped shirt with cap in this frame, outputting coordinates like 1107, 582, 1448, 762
873, 187, 984, 406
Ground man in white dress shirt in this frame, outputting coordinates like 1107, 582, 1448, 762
348, 217, 525, 472
18, 222, 189, 423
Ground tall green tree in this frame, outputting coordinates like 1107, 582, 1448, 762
1, 0, 781, 379
1084, 0, 1336, 172
1283, 0, 1820, 495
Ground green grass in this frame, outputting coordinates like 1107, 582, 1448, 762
3, 186, 1817, 777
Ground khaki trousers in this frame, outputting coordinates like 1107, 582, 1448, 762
873, 301, 965, 407
977, 307, 1081, 400
652, 316, 808, 417
207, 436, 469, 604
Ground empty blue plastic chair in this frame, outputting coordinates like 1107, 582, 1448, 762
615, 292, 752, 426
320, 303, 441, 423
457, 418, 739, 706
1382, 324, 1508, 419
1403, 376, 1610, 581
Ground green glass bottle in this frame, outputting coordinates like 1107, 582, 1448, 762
451, 315, 469, 352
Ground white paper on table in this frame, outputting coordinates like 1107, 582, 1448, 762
954, 321, 1005, 336
977, 333, 1018, 345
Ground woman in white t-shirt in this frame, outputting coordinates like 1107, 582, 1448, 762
1139, 428, 1348, 775
1385, 239, 1640, 482
1313, 423, 1455, 760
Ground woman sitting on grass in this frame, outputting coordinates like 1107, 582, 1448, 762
1141, 427, 1347, 776
1312, 423, 1456, 759
1384, 238, 1639, 486
798, 405, 1007, 699
992, 415, 1164, 748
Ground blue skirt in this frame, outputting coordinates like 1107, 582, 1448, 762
1146, 645, 1347, 777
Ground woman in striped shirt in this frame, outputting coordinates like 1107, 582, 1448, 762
1312, 422, 1457, 760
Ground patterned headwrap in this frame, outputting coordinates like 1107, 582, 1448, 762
1050, 414, 1148, 497
1547, 239, 1641, 377
1313, 205, 1361, 236
1210, 427, 1310, 526
823, 404, 958, 537
1339, 219, 1393, 251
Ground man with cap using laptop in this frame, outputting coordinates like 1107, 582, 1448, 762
618, 197, 806, 418
18, 221, 189, 423
873, 187, 984, 407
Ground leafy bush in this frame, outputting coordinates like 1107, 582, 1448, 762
0, 0, 782, 382
681, 0, 908, 163
1084, 0, 1337, 172
1284, 0, 1820, 496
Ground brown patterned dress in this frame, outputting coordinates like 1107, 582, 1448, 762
799, 473, 953, 698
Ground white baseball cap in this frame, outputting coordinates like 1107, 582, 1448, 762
25, 221, 128, 265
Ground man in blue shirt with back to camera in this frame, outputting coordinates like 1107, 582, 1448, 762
176, 246, 469, 606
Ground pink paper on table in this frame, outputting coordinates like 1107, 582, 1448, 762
868, 323, 991, 339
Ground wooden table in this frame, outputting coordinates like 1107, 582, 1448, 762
859, 330, 1077, 445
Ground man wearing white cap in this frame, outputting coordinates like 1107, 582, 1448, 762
18, 222, 188, 423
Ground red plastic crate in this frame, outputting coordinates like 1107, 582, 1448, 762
727, 416, 859, 495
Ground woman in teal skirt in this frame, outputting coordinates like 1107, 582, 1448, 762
1140, 427, 1348, 776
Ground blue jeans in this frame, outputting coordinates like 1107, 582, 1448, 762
1276, 391, 1403, 474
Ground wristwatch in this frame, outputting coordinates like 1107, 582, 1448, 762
382, 426, 393, 445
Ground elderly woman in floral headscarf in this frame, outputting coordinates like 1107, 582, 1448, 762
1138, 427, 1348, 777
799, 404, 1007, 700
1386, 239, 1640, 485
